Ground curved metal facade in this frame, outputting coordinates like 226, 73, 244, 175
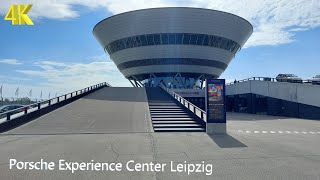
93, 7, 253, 88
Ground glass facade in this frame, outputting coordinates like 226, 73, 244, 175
105, 33, 241, 55
117, 58, 228, 71
142, 76, 201, 89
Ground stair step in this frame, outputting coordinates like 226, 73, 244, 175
150, 111, 186, 113
150, 109, 185, 112
151, 109, 186, 111
149, 104, 178, 106
151, 112, 186, 114
149, 105, 181, 109
152, 117, 194, 120
154, 127, 205, 132
152, 116, 191, 118
153, 124, 202, 128
153, 121, 198, 124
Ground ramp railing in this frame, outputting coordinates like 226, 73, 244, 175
159, 85, 206, 122
0, 82, 111, 122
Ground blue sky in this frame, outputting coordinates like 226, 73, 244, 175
0, 0, 319, 98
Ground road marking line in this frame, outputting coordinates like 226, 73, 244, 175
237, 130, 319, 135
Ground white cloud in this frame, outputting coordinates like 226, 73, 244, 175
0, 61, 131, 97
0, 0, 319, 47
0, 59, 23, 65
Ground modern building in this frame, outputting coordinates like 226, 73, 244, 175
93, 7, 253, 88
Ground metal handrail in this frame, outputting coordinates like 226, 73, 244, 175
159, 85, 206, 122
0, 82, 111, 122
226, 76, 316, 85
226, 77, 277, 85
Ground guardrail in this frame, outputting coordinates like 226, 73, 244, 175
227, 77, 276, 85
227, 77, 317, 85
160, 85, 206, 122
0, 82, 111, 122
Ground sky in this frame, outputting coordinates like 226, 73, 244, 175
0, 0, 319, 98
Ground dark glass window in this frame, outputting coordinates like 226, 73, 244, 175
203, 35, 209, 46
135, 36, 141, 46
190, 34, 197, 44
131, 37, 137, 47
168, 34, 176, 44
183, 33, 191, 44
140, 35, 147, 46
146, 35, 154, 45
175, 34, 183, 44
105, 33, 240, 54
154, 34, 161, 44
120, 41, 125, 50
215, 37, 222, 48
196, 34, 204, 45
161, 34, 169, 44
115, 41, 120, 51
126, 38, 132, 48
117, 58, 228, 70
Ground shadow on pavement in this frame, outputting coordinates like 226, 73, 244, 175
208, 134, 247, 148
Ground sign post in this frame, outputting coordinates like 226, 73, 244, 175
205, 79, 226, 134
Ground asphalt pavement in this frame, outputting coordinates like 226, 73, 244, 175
0, 87, 319, 179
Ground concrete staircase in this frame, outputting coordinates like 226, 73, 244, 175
145, 88, 205, 132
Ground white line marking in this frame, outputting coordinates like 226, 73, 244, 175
237, 130, 319, 135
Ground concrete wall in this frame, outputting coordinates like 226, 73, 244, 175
226, 81, 320, 108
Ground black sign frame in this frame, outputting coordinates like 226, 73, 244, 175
205, 79, 226, 123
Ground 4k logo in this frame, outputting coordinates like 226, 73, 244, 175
4, 4, 34, 25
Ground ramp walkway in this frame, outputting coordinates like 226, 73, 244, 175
5, 87, 153, 135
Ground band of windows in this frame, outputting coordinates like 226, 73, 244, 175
105, 33, 241, 55
117, 58, 228, 71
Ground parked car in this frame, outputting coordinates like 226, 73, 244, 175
310, 75, 320, 85
276, 74, 303, 83
0, 105, 27, 119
